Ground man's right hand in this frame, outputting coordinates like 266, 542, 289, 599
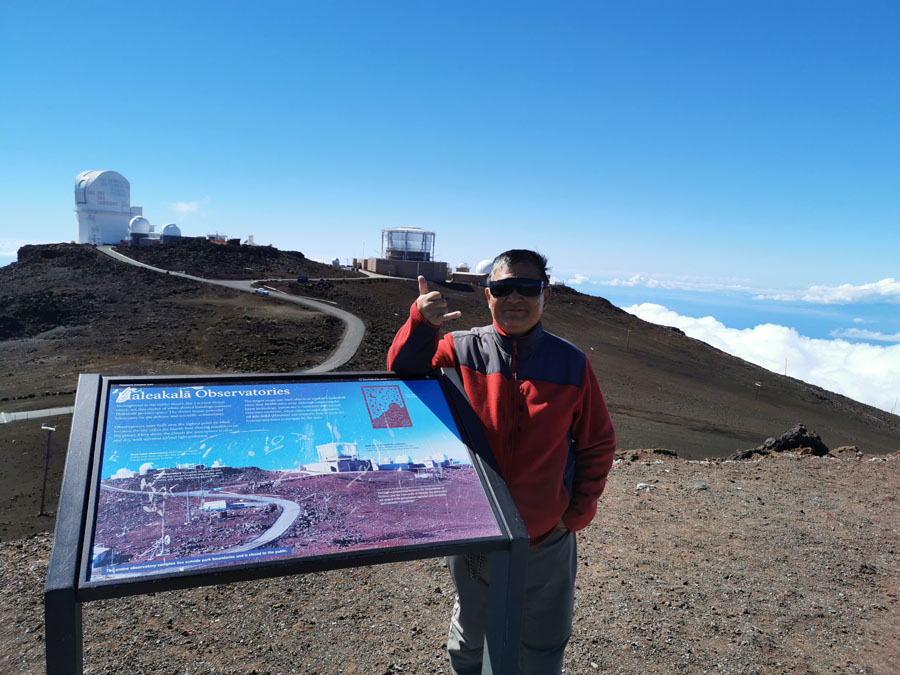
416, 275, 462, 326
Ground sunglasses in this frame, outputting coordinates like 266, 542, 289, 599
487, 278, 546, 298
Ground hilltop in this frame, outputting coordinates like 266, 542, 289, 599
1, 243, 898, 674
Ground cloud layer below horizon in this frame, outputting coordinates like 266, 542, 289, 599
585, 274, 900, 305
624, 303, 900, 415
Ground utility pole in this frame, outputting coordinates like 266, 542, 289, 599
39, 424, 56, 516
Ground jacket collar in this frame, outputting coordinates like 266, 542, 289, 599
490, 321, 545, 358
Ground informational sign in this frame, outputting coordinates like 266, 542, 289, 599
86, 378, 502, 583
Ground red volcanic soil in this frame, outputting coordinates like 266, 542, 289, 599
92, 466, 497, 578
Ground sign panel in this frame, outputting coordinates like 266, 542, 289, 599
85, 377, 502, 583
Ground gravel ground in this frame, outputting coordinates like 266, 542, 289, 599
3, 244, 899, 673
3, 451, 898, 674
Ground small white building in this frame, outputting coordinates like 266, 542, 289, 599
306, 442, 372, 473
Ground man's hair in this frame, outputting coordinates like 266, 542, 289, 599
488, 249, 550, 283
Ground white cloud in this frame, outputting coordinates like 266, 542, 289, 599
567, 273, 590, 285
852, 317, 865, 324
756, 278, 900, 304
830, 328, 900, 343
602, 274, 661, 288
624, 303, 900, 414
597, 274, 766, 295
171, 200, 200, 216
111, 468, 135, 479
592, 273, 900, 307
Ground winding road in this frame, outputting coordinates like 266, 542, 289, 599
100, 483, 302, 556
1, 247, 368, 425
75, 248, 374, 556
98, 246, 365, 374
8, 247, 404, 561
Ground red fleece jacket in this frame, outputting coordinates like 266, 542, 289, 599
387, 301, 616, 542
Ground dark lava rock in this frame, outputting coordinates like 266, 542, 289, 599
732, 424, 830, 460
765, 423, 829, 456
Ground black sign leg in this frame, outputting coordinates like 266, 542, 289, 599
45, 374, 99, 675
45, 586, 82, 674
482, 537, 527, 675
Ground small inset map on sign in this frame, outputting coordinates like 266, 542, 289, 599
362, 385, 412, 428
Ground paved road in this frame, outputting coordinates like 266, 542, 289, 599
0, 248, 369, 424
214, 493, 302, 553
100, 484, 302, 555
0, 407, 75, 424
98, 246, 365, 373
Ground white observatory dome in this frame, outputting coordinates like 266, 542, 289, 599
456, 262, 470, 272
474, 259, 493, 275
75, 170, 141, 245
160, 223, 182, 243
128, 216, 151, 234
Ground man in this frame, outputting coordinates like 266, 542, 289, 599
387, 249, 616, 674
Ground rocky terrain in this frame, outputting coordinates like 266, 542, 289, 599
3, 451, 898, 674
91, 466, 496, 576
114, 237, 366, 281
1, 243, 899, 673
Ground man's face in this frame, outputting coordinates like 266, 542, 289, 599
485, 262, 551, 336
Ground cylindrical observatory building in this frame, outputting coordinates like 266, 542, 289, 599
74, 170, 143, 245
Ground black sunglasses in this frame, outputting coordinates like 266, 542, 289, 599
487, 278, 546, 298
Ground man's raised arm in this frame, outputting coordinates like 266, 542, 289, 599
387, 276, 460, 374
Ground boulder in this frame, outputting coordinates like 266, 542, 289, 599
764, 424, 829, 456
731, 424, 829, 460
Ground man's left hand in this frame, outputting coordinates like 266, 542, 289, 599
554, 518, 569, 532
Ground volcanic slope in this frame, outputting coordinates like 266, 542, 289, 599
2, 242, 899, 542
274, 275, 900, 459
3, 243, 899, 462
0, 244, 342, 539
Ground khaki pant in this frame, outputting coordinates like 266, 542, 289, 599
446, 529, 577, 674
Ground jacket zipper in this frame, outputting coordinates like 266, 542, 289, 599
512, 339, 518, 380
509, 340, 519, 457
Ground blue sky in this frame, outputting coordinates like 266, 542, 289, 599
1, 1, 898, 413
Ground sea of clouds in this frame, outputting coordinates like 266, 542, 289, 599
564, 274, 900, 415
622, 303, 899, 414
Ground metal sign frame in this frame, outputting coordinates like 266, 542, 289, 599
46, 371, 528, 674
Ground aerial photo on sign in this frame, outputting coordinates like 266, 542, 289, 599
87, 379, 501, 582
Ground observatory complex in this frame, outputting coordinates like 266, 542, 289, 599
360, 227, 449, 281
73, 173, 466, 279
74, 170, 182, 246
